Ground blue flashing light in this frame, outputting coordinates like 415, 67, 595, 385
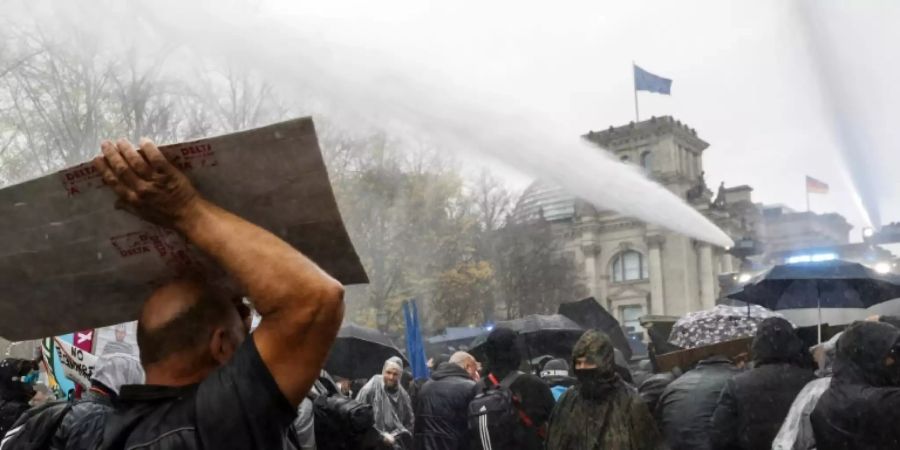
786, 253, 837, 264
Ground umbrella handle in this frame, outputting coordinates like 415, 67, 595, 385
522, 334, 536, 375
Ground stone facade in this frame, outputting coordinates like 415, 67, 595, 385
513, 117, 757, 330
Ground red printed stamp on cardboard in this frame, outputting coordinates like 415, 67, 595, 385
168, 143, 218, 171
60, 163, 103, 196
110, 227, 197, 270
110, 231, 155, 258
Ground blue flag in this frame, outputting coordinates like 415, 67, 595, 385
634, 64, 672, 95
403, 300, 430, 380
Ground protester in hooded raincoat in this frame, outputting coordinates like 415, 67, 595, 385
772, 332, 840, 450
357, 358, 414, 449
810, 321, 900, 450
545, 330, 664, 450
0, 358, 37, 437
711, 317, 815, 450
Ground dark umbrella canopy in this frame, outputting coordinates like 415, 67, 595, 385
558, 297, 632, 360
470, 314, 584, 365
325, 323, 408, 380
727, 260, 900, 310
498, 314, 582, 333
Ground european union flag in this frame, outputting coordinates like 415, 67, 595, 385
634, 64, 672, 95
403, 299, 429, 380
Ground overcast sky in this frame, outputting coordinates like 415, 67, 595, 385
249, 0, 900, 238
12, 0, 900, 241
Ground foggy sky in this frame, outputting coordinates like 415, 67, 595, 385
8, 0, 900, 239
257, 0, 900, 237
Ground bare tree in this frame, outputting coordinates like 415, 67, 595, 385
108, 49, 182, 145
471, 168, 514, 232
0, 31, 113, 181
492, 219, 587, 319
188, 65, 289, 134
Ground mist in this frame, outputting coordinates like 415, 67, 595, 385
4, 0, 734, 247
795, 0, 891, 229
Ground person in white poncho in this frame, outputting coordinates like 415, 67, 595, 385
357, 357, 413, 449
772, 332, 841, 450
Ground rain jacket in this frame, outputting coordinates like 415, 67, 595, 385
545, 330, 664, 450
357, 375, 414, 449
638, 371, 676, 413
412, 362, 475, 450
51, 352, 145, 450
772, 332, 840, 450
50, 389, 113, 450
811, 321, 900, 450
711, 317, 815, 450
655, 356, 741, 450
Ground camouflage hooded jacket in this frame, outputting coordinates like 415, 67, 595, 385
545, 330, 665, 450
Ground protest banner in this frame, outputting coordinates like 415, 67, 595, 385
52, 337, 98, 389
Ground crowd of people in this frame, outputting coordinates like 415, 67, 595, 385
0, 138, 899, 449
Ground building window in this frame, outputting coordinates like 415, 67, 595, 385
610, 250, 649, 282
621, 305, 646, 342
640, 151, 653, 170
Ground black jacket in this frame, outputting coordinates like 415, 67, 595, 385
811, 321, 900, 450
0, 359, 36, 436
100, 339, 299, 450
638, 372, 676, 413
0, 399, 29, 438
711, 318, 815, 450
656, 357, 740, 450
413, 363, 476, 450
51, 390, 114, 450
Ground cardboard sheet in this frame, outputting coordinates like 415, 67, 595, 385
654, 337, 752, 372
0, 118, 368, 340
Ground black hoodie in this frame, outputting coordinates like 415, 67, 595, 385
711, 317, 815, 450
811, 321, 900, 450
479, 327, 555, 450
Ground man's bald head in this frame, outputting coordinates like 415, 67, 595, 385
449, 351, 479, 380
138, 279, 244, 371
449, 351, 475, 366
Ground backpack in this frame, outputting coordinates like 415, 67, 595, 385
468, 371, 539, 450
0, 400, 72, 450
310, 378, 376, 450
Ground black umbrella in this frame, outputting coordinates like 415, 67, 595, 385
470, 314, 584, 369
558, 297, 632, 360
726, 259, 900, 342
325, 323, 408, 380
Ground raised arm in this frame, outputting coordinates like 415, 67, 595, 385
93, 138, 344, 406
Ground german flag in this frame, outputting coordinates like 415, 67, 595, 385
806, 176, 829, 195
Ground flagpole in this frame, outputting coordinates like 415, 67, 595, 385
633, 62, 640, 122
806, 185, 811, 212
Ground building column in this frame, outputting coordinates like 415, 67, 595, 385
699, 243, 716, 310
721, 253, 735, 273
581, 241, 601, 298
647, 235, 665, 315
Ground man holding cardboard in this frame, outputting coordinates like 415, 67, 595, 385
94, 138, 345, 449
